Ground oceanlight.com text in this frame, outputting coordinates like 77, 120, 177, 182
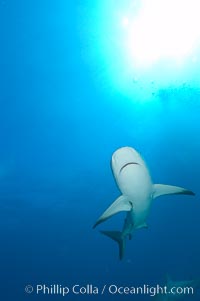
25, 283, 194, 297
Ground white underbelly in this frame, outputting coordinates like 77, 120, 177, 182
117, 164, 153, 199
117, 164, 153, 227
132, 198, 152, 227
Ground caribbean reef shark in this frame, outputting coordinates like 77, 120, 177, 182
93, 147, 195, 260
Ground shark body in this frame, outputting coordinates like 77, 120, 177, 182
93, 147, 195, 259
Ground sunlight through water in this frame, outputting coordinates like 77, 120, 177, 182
123, 0, 200, 66
85, 0, 200, 99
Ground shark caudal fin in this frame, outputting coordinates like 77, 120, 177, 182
153, 184, 195, 199
100, 230, 126, 260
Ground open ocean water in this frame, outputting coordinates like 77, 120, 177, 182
0, 0, 200, 300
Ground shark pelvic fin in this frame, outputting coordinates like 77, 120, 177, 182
135, 222, 148, 230
93, 195, 132, 229
153, 184, 195, 199
100, 230, 126, 260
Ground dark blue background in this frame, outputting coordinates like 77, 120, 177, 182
0, 0, 199, 300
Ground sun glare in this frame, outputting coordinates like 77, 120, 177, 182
121, 17, 129, 27
123, 0, 200, 66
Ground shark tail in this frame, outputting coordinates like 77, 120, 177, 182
100, 230, 126, 260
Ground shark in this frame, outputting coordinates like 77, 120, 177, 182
93, 147, 195, 260
153, 275, 200, 300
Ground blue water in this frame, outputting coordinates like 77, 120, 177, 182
1, 1, 200, 300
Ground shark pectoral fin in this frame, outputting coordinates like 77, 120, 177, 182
93, 195, 132, 229
100, 230, 126, 260
153, 184, 195, 199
